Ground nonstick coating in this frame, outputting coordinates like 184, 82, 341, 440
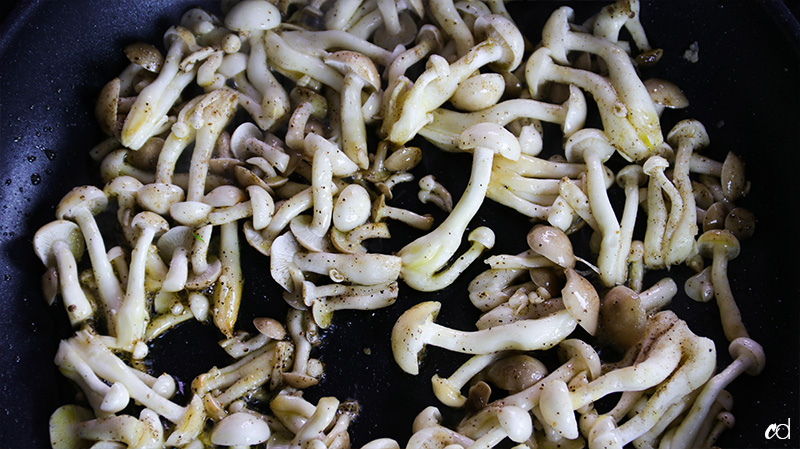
1, 1, 798, 448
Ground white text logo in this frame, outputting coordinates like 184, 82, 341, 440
765, 419, 791, 440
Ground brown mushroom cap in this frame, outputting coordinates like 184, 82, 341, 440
124, 42, 164, 72
223, 0, 281, 33
599, 285, 647, 350
486, 354, 548, 392
526, 225, 575, 269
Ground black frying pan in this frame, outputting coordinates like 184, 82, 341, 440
1, 1, 799, 448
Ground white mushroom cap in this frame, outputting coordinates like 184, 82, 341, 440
56, 185, 108, 220
224, 0, 281, 33
33, 220, 85, 267
458, 122, 521, 161
210, 412, 271, 446
333, 184, 372, 232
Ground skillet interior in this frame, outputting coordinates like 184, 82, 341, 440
0, 1, 798, 447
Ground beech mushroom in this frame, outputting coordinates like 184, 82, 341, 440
33, 220, 93, 326
384, 14, 524, 144
116, 212, 169, 354
399, 123, 520, 291
224, 0, 288, 130
697, 229, 748, 342
669, 337, 765, 448
121, 25, 199, 150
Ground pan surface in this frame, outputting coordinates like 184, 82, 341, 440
1, 1, 798, 448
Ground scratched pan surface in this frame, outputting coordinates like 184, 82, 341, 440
1, 1, 798, 448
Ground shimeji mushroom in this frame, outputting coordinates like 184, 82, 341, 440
661, 119, 709, 266
49, 404, 163, 449
697, 229, 749, 342
349, 0, 423, 49
230, 121, 291, 176
33, 220, 94, 326
371, 194, 434, 230
212, 218, 244, 339
301, 280, 399, 328
157, 226, 195, 293
56, 186, 122, 323
121, 25, 200, 150
457, 339, 600, 438
324, 51, 381, 169
194, 341, 293, 412
210, 412, 272, 448
289, 150, 334, 252
285, 87, 328, 154
668, 337, 765, 448
574, 314, 716, 449
282, 309, 324, 388
525, 47, 655, 162
169, 89, 239, 226
427, 0, 474, 57
116, 212, 169, 354
264, 30, 345, 91
384, 14, 524, 144
393, 268, 598, 375
398, 123, 520, 291
448, 73, 506, 112
280, 28, 399, 69
542, 7, 661, 153
418, 84, 587, 152
61, 329, 205, 444
564, 129, 627, 286
430, 352, 509, 408
417, 175, 453, 212
224, 0, 288, 131
598, 278, 678, 350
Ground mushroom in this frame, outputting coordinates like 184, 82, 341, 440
324, 51, 381, 169
157, 226, 196, 293
419, 84, 587, 151
697, 229, 748, 342
663, 119, 709, 266
169, 89, 239, 226
384, 14, 524, 144
372, 194, 434, 230
212, 218, 244, 339
121, 25, 199, 150
564, 129, 624, 286
302, 280, 399, 328
116, 212, 169, 354
542, 7, 662, 155
210, 412, 271, 448
525, 47, 654, 162
282, 309, 323, 389
398, 123, 519, 291
599, 278, 678, 350
428, 0, 474, 57
669, 337, 765, 448
33, 220, 93, 326
391, 298, 584, 375
224, 0, 288, 131
289, 150, 334, 252
62, 329, 205, 444
431, 352, 509, 408
548, 313, 716, 446
457, 339, 600, 436
194, 341, 293, 409
417, 175, 453, 212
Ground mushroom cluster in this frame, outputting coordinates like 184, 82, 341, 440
37, 0, 763, 448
